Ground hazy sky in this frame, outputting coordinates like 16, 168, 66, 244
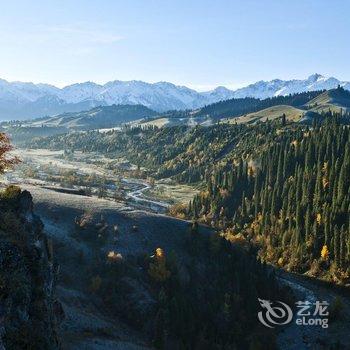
0, 0, 349, 90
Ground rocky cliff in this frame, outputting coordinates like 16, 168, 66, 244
0, 186, 62, 349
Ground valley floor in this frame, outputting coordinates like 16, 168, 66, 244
6, 148, 198, 213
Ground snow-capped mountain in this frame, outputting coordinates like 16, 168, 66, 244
232, 74, 346, 99
57, 80, 207, 110
89, 81, 207, 110
0, 74, 349, 120
59, 82, 103, 103
0, 79, 59, 103
201, 86, 236, 104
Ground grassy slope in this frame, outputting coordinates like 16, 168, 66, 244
305, 88, 350, 113
224, 89, 350, 125
137, 117, 177, 128
225, 105, 305, 124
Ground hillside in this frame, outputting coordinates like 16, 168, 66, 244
135, 91, 323, 128
27, 121, 299, 184
2, 104, 158, 143
14, 183, 285, 349
186, 118, 350, 285
305, 86, 350, 113
190, 90, 322, 120
216, 87, 350, 125
30, 104, 157, 130
228, 105, 305, 124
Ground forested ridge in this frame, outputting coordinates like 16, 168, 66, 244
140, 89, 324, 121
188, 117, 350, 283
196, 90, 323, 119
160, 89, 324, 120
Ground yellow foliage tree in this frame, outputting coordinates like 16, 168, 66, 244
321, 245, 329, 260
148, 248, 171, 282
316, 213, 322, 225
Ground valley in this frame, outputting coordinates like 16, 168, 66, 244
3, 142, 350, 349
1, 2, 350, 349
0, 148, 205, 349
2, 86, 350, 350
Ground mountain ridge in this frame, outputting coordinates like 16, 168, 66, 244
7, 88, 350, 139
1, 73, 350, 120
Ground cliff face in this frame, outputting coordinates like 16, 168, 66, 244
0, 186, 61, 350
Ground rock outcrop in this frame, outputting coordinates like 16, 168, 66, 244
0, 186, 61, 349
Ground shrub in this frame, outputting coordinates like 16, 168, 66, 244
1, 185, 21, 200
168, 203, 187, 219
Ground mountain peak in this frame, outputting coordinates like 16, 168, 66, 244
307, 73, 325, 82
213, 86, 231, 92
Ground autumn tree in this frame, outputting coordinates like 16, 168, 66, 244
0, 133, 20, 174
148, 247, 171, 282
321, 245, 329, 260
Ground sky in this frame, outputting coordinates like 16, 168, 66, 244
0, 0, 349, 91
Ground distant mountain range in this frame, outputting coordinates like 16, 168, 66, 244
4, 87, 350, 145
1, 74, 350, 120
